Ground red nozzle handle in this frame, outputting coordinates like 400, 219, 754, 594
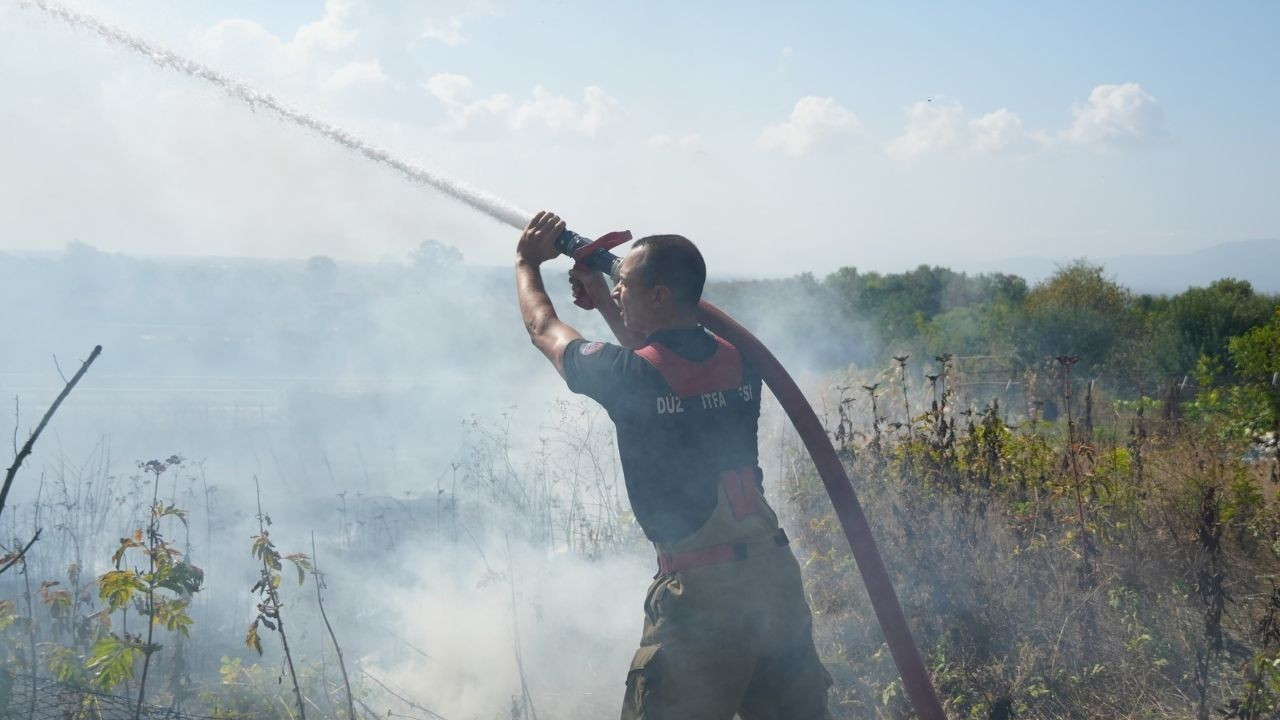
570, 230, 632, 310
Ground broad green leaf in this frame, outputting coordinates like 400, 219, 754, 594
97, 570, 145, 612
154, 598, 195, 636
86, 635, 140, 690
155, 560, 205, 596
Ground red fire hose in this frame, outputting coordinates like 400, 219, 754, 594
699, 301, 947, 720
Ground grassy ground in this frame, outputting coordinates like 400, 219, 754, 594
783, 374, 1280, 719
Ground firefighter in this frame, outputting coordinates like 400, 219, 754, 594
515, 211, 832, 719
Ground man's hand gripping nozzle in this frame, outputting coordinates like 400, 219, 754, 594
555, 229, 632, 310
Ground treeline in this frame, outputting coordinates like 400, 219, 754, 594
4, 244, 1276, 418
708, 260, 1280, 387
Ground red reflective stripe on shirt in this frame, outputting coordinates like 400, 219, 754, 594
633, 335, 743, 397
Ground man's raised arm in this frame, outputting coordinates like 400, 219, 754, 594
516, 211, 584, 378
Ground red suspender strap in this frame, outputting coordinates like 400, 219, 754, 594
657, 528, 790, 575
633, 335, 743, 397
721, 467, 763, 519
657, 542, 740, 575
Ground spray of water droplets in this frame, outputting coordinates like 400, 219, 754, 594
20, 0, 533, 231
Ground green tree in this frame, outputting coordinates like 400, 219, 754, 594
409, 239, 463, 274
823, 265, 1027, 354
1018, 261, 1134, 372
1166, 279, 1277, 373
1229, 307, 1280, 444
915, 273, 1028, 357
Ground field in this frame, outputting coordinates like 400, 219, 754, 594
1, 249, 1279, 719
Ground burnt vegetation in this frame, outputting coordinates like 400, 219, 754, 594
1, 248, 1279, 718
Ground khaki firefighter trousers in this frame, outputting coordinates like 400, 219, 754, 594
621, 477, 833, 720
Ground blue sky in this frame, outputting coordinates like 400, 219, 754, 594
1, 0, 1277, 276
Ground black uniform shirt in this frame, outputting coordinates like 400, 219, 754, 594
563, 327, 764, 544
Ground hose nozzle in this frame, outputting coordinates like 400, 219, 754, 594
555, 229, 628, 281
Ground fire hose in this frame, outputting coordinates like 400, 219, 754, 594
558, 230, 946, 719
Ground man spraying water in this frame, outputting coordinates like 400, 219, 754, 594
20, 3, 945, 712
516, 211, 833, 719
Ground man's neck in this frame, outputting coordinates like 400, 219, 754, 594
651, 313, 701, 333
649, 322, 698, 334
643, 320, 704, 345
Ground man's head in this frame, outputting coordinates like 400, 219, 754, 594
611, 234, 706, 335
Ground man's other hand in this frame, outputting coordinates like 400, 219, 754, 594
517, 211, 566, 266
569, 266, 613, 308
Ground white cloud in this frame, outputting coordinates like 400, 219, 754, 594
424, 72, 480, 106
324, 60, 389, 92
197, 19, 287, 72
882, 82, 1165, 158
887, 99, 1046, 159
193, 0, 507, 101
887, 99, 966, 158
292, 0, 360, 52
969, 107, 1034, 154
196, 1, 381, 96
756, 96, 859, 157
508, 86, 583, 133
421, 0, 501, 46
422, 16, 467, 45
424, 73, 625, 139
576, 86, 625, 137
1064, 82, 1166, 146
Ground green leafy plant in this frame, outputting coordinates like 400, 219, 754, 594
247, 477, 312, 720
91, 455, 203, 718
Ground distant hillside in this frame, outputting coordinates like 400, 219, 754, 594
988, 238, 1280, 294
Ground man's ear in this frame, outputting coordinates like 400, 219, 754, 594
651, 284, 672, 311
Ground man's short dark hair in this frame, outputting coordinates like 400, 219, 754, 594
631, 234, 706, 310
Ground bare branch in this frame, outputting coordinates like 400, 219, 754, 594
1, 345, 102, 521
0, 528, 43, 577
312, 531, 358, 720
52, 354, 68, 384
